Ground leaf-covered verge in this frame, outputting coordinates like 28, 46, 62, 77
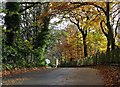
91, 65, 120, 87
3, 77, 30, 85
2, 67, 47, 85
1, 67, 46, 78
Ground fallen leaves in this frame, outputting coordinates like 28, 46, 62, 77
2, 67, 46, 85
2, 67, 46, 77
92, 65, 120, 87
3, 77, 30, 85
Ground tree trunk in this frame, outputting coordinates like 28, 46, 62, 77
83, 35, 87, 57
106, 2, 115, 51
106, 37, 110, 52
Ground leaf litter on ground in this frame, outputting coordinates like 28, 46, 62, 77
91, 65, 120, 87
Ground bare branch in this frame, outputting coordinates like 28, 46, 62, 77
110, 7, 120, 15
69, 17, 77, 25
19, 2, 46, 13
111, 3, 118, 10
111, 10, 120, 26
111, 16, 115, 27
115, 17, 120, 37
112, 11, 120, 20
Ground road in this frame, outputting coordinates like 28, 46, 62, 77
3, 68, 104, 85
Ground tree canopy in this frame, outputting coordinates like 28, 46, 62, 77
1, 2, 120, 70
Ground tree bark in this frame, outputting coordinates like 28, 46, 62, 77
106, 2, 115, 51
106, 37, 110, 52
77, 25, 88, 58
83, 34, 88, 57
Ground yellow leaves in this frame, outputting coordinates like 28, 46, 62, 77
87, 30, 107, 53
71, 4, 103, 30
93, 2, 106, 9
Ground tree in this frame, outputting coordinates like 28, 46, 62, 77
99, 2, 115, 51
56, 25, 83, 61
66, 5, 99, 57
71, 2, 120, 51
2, 2, 52, 69
4, 2, 20, 46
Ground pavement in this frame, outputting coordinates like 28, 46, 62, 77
3, 68, 104, 86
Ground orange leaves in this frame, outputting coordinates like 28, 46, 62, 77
93, 65, 120, 86
58, 24, 84, 60
2, 67, 46, 85
50, 2, 69, 11
37, 2, 71, 26
37, 11, 51, 26
2, 67, 45, 77
3, 77, 30, 85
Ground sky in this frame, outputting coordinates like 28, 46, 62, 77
50, 16, 70, 30
0, 1, 5, 26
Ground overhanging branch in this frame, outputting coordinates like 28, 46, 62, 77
19, 2, 43, 13
69, 17, 77, 25
100, 20, 108, 37
71, 2, 107, 16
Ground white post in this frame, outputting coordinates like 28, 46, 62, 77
55, 59, 58, 68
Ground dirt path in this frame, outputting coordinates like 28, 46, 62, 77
3, 68, 104, 85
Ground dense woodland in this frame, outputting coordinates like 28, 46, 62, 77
1, 2, 120, 70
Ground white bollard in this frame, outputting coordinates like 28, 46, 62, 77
55, 59, 58, 68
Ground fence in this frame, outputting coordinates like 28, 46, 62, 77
78, 47, 120, 66
59, 47, 120, 67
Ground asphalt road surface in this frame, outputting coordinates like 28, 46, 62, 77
3, 68, 104, 85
